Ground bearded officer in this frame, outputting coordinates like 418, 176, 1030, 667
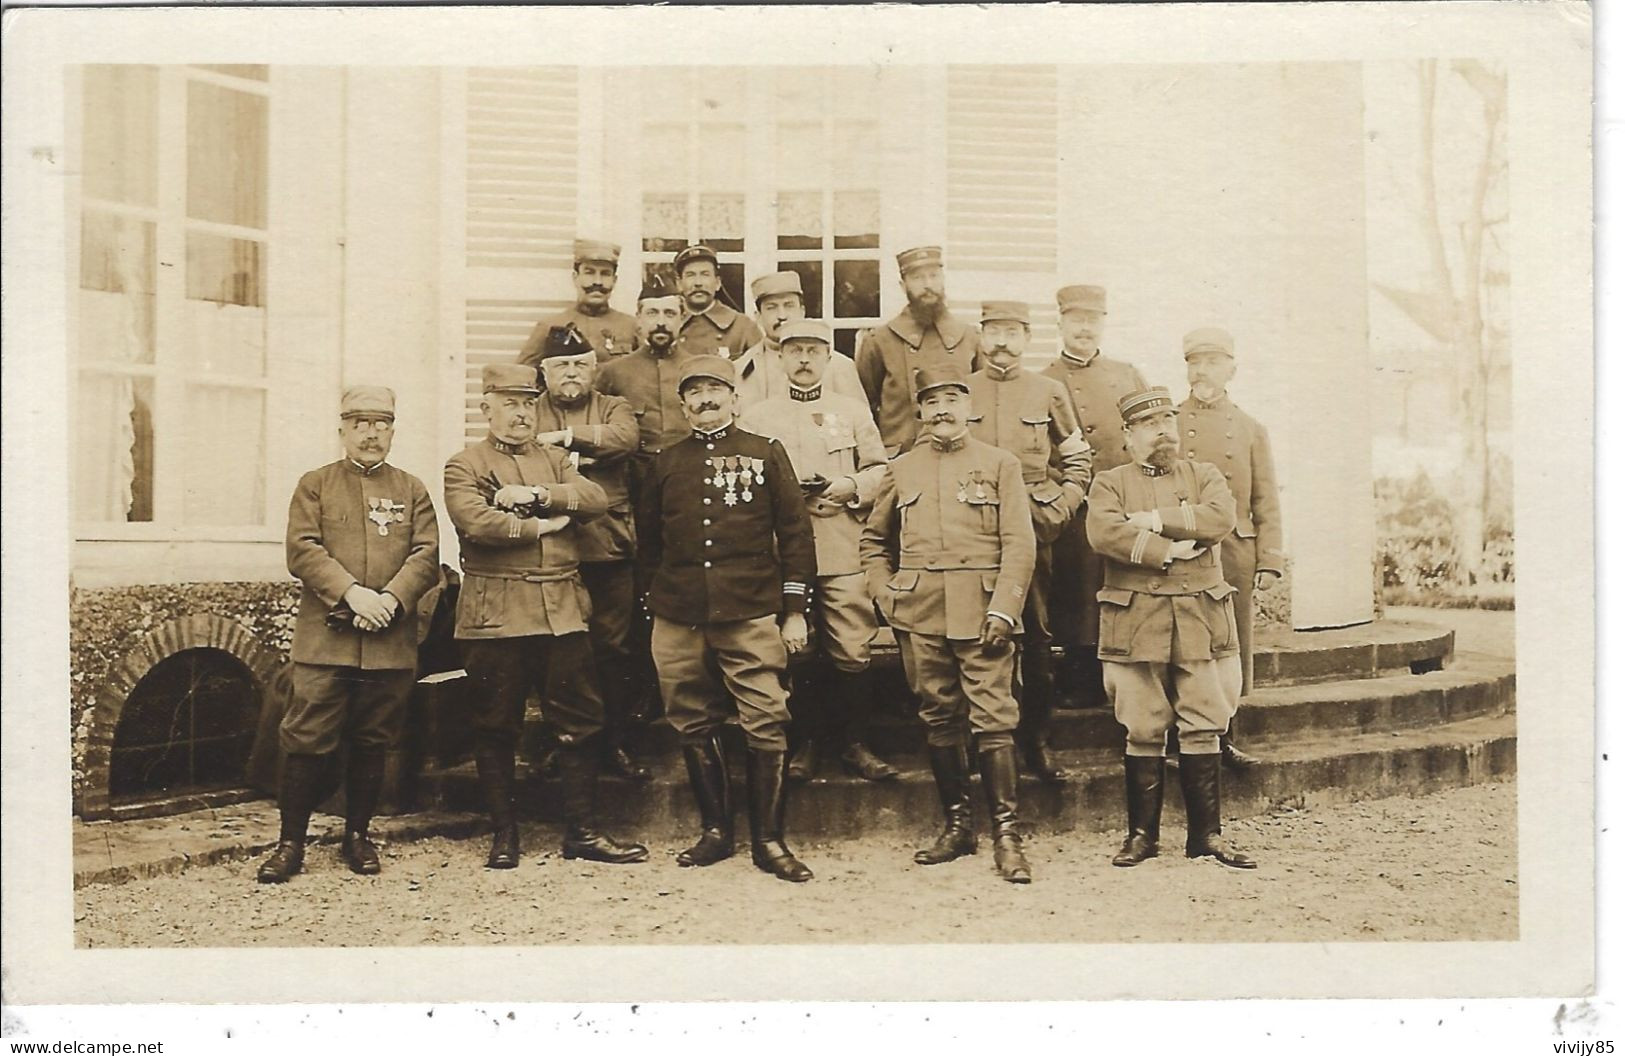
967, 301, 1093, 785
737, 319, 899, 783
861, 365, 1038, 884
260, 386, 440, 883
531, 322, 651, 781
596, 283, 696, 481
639, 354, 818, 882
855, 246, 981, 457
445, 363, 648, 870
1086, 387, 1255, 870
1040, 284, 1149, 709
1177, 327, 1284, 769
519, 239, 639, 364
671, 243, 763, 360
735, 271, 865, 410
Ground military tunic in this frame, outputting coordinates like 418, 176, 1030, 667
738, 388, 889, 672
1085, 459, 1242, 754
638, 424, 817, 751
860, 434, 1036, 749
1041, 350, 1150, 650
594, 346, 698, 462
855, 309, 981, 456
735, 341, 866, 411
519, 304, 639, 364
675, 302, 763, 362
1177, 394, 1285, 696
444, 435, 610, 742
282, 459, 441, 755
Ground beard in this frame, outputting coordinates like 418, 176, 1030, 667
1191, 380, 1225, 403
906, 289, 945, 323
1146, 440, 1177, 469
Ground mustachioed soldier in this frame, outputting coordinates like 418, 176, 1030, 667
519, 239, 639, 364
734, 271, 866, 411
260, 386, 440, 883
671, 243, 764, 361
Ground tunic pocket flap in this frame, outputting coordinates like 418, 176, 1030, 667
1097, 587, 1135, 608
981, 572, 1001, 594
1203, 583, 1238, 602
889, 569, 921, 592
1028, 480, 1066, 506
1021, 415, 1052, 426
896, 489, 923, 509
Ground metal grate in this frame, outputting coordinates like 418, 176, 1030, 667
109, 647, 259, 804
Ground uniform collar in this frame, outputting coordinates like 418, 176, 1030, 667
984, 362, 1022, 382
574, 300, 609, 318
641, 338, 679, 361
1185, 391, 1231, 412
886, 306, 969, 351
684, 301, 738, 331
693, 423, 732, 441
789, 383, 822, 402
485, 434, 532, 456
926, 429, 970, 453
345, 458, 389, 476
1059, 347, 1101, 368
1139, 461, 1171, 477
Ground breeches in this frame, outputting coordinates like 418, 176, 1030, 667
896, 630, 1018, 750
280, 663, 416, 756
1220, 534, 1258, 696
1104, 655, 1243, 756
460, 633, 605, 745
652, 615, 791, 751
812, 572, 878, 672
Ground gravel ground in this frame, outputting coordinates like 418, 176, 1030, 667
76, 780, 1516, 948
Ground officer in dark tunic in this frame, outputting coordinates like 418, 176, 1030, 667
444, 364, 648, 870
638, 355, 819, 883
518, 238, 639, 362
671, 244, 763, 361
259, 386, 440, 883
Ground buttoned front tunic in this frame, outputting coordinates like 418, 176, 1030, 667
535, 391, 639, 564
861, 434, 1036, 640
443, 435, 608, 640
855, 309, 981, 456
286, 460, 441, 670
1176, 395, 1284, 574
594, 346, 698, 458
735, 341, 867, 411
968, 366, 1093, 541
519, 303, 639, 364
675, 302, 763, 361
737, 388, 889, 576
638, 424, 817, 625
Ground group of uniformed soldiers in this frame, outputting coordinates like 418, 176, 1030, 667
257, 235, 1284, 888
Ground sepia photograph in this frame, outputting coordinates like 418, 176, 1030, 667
1, 0, 1597, 1012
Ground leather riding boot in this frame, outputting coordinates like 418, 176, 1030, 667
745, 748, 813, 882
474, 739, 519, 869
1179, 753, 1257, 869
1111, 755, 1165, 867
1017, 645, 1070, 785
913, 743, 977, 864
1164, 727, 1182, 769
258, 752, 328, 883
676, 733, 734, 867
1220, 731, 1262, 771
979, 744, 1032, 883
341, 748, 387, 875
787, 737, 821, 783
835, 668, 900, 781
557, 740, 649, 864
599, 660, 653, 782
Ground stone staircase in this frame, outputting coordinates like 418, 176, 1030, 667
412, 618, 1515, 840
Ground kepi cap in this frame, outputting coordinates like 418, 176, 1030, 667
673, 243, 720, 274
779, 319, 832, 346
980, 300, 1030, 325
913, 364, 971, 401
1117, 386, 1177, 425
483, 363, 542, 396
340, 385, 396, 421
538, 322, 594, 361
896, 245, 944, 275
1057, 284, 1108, 315
1182, 326, 1236, 360
573, 239, 621, 265
678, 354, 737, 392
750, 271, 803, 304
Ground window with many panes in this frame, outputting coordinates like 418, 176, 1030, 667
74, 64, 271, 533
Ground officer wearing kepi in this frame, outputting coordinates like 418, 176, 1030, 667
519, 239, 640, 364
967, 300, 1093, 785
531, 322, 651, 781
596, 282, 697, 482
738, 319, 899, 783
671, 243, 763, 360
1176, 327, 1284, 770
856, 246, 981, 457
260, 386, 440, 883
735, 271, 866, 410
445, 363, 648, 870
1041, 285, 1149, 709
638, 355, 819, 883
1086, 387, 1256, 870
861, 364, 1038, 884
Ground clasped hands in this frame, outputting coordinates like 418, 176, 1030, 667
342, 584, 399, 633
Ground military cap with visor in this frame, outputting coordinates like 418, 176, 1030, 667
895, 245, 944, 275
1182, 326, 1236, 360
750, 270, 803, 305
1117, 386, 1178, 425
678, 354, 737, 393
1056, 284, 1109, 315
778, 319, 833, 346
913, 363, 972, 401
340, 385, 396, 421
572, 238, 622, 265
483, 363, 542, 396
673, 243, 720, 274
980, 300, 1030, 325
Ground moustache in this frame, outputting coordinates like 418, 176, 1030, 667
583, 285, 610, 295
693, 402, 723, 413
930, 413, 957, 423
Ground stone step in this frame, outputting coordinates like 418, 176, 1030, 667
418, 710, 1516, 841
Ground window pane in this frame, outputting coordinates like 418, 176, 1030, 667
698, 193, 744, 252
833, 121, 879, 188
776, 121, 825, 189
642, 262, 677, 295
639, 68, 694, 123
834, 259, 881, 319
833, 190, 880, 249
780, 260, 823, 318
642, 193, 690, 253
80, 213, 157, 365
641, 123, 689, 190
185, 234, 266, 374
186, 81, 268, 228
82, 65, 158, 206
718, 263, 746, 316
833, 328, 861, 360
75, 372, 155, 523
196, 65, 269, 81
186, 233, 263, 306
696, 124, 745, 187
181, 384, 266, 525
777, 191, 823, 250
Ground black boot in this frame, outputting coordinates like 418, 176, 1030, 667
474, 739, 519, 869
834, 668, 900, 781
745, 748, 813, 882
1220, 731, 1262, 771
599, 659, 653, 782
258, 752, 328, 884
914, 743, 976, 864
340, 748, 386, 875
787, 737, 821, 783
979, 744, 1032, 883
676, 733, 734, 867
1017, 644, 1071, 785
1164, 727, 1182, 769
1111, 755, 1165, 867
1179, 752, 1257, 869
1074, 647, 1109, 709
557, 740, 649, 864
